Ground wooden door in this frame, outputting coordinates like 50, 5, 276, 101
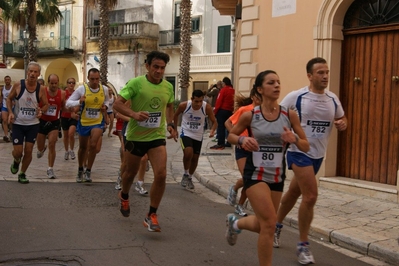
337, 25, 399, 185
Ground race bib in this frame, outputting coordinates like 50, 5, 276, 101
305, 120, 331, 139
45, 105, 57, 117
85, 108, 100, 119
252, 146, 283, 168
187, 121, 201, 131
19, 107, 36, 119
138, 112, 161, 128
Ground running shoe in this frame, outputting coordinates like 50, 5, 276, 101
210, 144, 224, 150
115, 171, 122, 190
10, 160, 20, 174
47, 168, 56, 179
76, 171, 83, 183
225, 213, 241, 246
297, 242, 315, 264
135, 182, 148, 195
186, 178, 195, 189
273, 223, 283, 248
37, 145, 47, 159
84, 171, 92, 182
227, 185, 237, 206
181, 174, 189, 187
18, 173, 29, 184
235, 204, 247, 217
64, 151, 69, 160
118, 191, 130, 217
143, 213, 161, 232
69, 150, 76, 160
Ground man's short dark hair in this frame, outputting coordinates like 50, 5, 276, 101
192, 89, 204, 99
146, 51, 170, 65
88, 68, 100, 76
306, 57, 327, 74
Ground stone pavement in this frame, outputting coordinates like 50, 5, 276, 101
0, 131, 398, 265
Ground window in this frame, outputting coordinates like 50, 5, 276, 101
217, 25, 231, 53
191, 17, 201, 33
109, 10, 125, 24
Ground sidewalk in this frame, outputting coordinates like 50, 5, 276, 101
189, 134, 399, 266
1, 132, 398, 265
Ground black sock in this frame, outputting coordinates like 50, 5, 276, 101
149, 206, 157, 216
78, 167, 83, 172
121, 192, 129, 200
86, 169, 91, 173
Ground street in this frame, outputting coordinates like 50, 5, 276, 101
0, 183, 374, 265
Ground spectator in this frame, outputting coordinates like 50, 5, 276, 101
210, 77, 234, 150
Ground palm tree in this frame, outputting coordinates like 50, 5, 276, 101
178, 0, 192, 102
87, 0, 118, 85
2, 0, 62, 62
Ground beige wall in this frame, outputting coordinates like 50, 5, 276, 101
234, 0, 357, 178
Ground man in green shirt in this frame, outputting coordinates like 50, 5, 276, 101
113, 51, 176, 232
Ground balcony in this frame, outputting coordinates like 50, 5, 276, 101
3, 36, 80, 58
159, 29, 181, 47
190, 53, 232, 73
212, 0, 238, 15
87, 21, 159, 39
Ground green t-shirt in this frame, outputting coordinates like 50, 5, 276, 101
119, 75, 174, 141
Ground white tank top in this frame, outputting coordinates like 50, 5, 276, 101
2, 85, 12, 107
180, 100, 207, 141
13, 80, 40, 126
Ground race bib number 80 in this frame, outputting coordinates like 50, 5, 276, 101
252, 146, 283, 168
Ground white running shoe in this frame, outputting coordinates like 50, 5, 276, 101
181, 174, 189, 187
225, 213, 241, 246
84, 171, 92, 182
37, 145, 47, 159
64, 151, 69, 160
227, 185, 237, 206
69, 150, 76, 160
297, 242, 315, 264
273, 223, 283, 248
135, 182, 148, 195
47, 168, 56, 179
235, 204, 247, 217
115, 170, 122, 190
186, 178, 195, 189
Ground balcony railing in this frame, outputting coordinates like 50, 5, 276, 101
190, 53, 232, 73
159, 29, 181, 46
4, 36, 81, 57
87, 21, 159, 39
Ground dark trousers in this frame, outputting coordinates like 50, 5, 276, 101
216, 109, 232, 146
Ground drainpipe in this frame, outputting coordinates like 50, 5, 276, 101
82, 1, 87, 77
230, 16, 236, 86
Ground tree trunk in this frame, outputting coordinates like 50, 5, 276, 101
27, 0, 38, 62
99, 0, 110, 85
179, 0, 191, 101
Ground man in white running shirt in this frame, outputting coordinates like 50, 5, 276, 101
274, 57, 347, 264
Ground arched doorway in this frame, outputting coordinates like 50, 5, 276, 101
337, 0, 399, 185
45, 59, 79, 88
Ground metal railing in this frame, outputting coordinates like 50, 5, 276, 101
3, 36, 81, 55
159, 29, 181, 46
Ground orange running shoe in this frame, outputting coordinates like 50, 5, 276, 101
143, 213, 161, 232
118, 191, 130, 217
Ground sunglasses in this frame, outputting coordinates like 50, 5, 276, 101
68, 82, 76, 84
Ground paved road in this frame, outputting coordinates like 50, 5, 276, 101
0, 181, 375, 266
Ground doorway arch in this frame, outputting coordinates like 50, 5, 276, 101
45, 59, 79, 88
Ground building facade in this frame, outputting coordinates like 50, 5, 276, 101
212, 0, 399, 202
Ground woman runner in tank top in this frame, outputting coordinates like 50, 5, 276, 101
225, 70, 309, 266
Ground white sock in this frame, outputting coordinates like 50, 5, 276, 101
189, 174, 193, 179
48, 167, 53, 170
184, 169, 189, 175
233, 220, 240, 231
137, 180, 144, 186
